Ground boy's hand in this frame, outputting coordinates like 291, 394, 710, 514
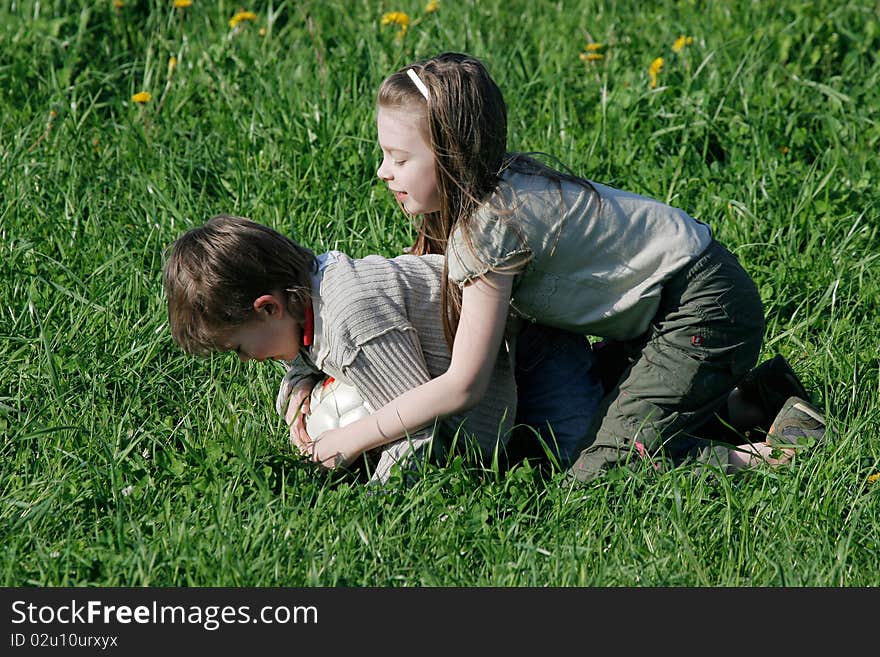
284, 383, 314, 451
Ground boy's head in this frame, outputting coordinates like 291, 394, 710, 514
162, 214, 316, 356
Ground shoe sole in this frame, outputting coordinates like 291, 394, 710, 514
768, 398, 828, 447
789, 400, 825, 424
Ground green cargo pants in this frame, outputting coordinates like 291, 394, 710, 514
567, 240, 765, 483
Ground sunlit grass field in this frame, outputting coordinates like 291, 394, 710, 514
2, 0, 879, 586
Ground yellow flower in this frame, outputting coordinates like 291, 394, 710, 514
229, 10, 257, 28
585, 42, 603, 51
648, 57, 664, 88
672, 35, 694, 53
168, 56, 178, 74
381, 11, 410, 27
131, 91, 152, 103
868, 472, 880, 484
381, 11, 410, 39
113, 1, 125, 8
580, 52, 604, 62
425, 0, 439, 12
173, 0, 192, 8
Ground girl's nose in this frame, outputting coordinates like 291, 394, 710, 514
377, 157, 391, 181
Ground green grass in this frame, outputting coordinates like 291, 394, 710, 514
1, 0, 878, 586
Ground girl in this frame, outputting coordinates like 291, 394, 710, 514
306, 52, 818, 481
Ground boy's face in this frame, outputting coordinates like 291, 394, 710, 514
376, 104, 441, 216
218, 299, 301, 363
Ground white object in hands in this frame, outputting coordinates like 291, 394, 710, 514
305, 376, 373, 437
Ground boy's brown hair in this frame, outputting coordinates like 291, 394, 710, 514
162, 214, 316, 355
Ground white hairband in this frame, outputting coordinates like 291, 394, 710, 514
406, 68, 430, 101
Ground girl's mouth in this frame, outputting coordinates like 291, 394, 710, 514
395, 191, 408, 202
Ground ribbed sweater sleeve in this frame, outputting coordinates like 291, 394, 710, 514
348, 334, 433, 413
320, 302, 437, 485
313, 252, 518, 481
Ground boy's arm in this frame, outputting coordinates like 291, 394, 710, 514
275, 352, 322, 416
276, 353, 322, 448
304, 272, 513, 467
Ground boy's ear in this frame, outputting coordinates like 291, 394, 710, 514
253, 294, 283, 318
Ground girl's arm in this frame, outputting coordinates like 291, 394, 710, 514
304, 271, 514, 467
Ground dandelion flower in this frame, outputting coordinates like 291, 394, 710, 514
648, 57, 664, 88
229, 10, 258, 28
425, 0, 439, 12
581, 42, 605, 63
381, 11, 410, 28
672, 35, 694, 53
868, 472, 880, 484
381, 11, 410, 39
167, 56, 178, 74
173, 0, 192, 8
131, 91, 152, 103
113, 1, 125, 8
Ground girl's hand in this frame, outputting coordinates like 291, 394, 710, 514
285, 383, 314, 451
300, 427, 352, 470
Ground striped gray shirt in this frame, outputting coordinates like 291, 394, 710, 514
286, 251, 517, 484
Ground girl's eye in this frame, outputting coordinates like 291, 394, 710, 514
394, 159, 407, 166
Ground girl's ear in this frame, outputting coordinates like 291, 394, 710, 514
253, 294, 283, 318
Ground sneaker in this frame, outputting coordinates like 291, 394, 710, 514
738, 355, 811, 421
767, 396, 827, 448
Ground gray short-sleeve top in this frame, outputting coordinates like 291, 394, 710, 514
447, 172, 713, 340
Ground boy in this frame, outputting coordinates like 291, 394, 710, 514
162, 214, 518, 484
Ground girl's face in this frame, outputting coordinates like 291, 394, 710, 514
376, 104, 441, 216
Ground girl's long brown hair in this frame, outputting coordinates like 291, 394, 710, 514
378, 53, 598, 347
378, 52, 507, 346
